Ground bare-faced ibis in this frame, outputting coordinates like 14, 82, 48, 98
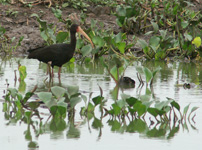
28, 24, 94, 78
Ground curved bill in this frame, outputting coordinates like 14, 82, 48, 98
77, 26, 94, 48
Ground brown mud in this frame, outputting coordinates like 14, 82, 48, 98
0, 3, 118, 56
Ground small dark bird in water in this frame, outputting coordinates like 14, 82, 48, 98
27, 24, 94, 78
119, 76, 135, 88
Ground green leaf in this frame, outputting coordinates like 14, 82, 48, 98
92, 96, 103, 106
117, 42, 126, 54
184, 33, 193, 41
152, 66, 161, 77
87, 102, 95, 113
28, 101, 40, 110
126, 97, 138, 107
143, 67, 153, 83
92, 117, 103, 129
151, 22, 159, 33
183, 103, 190, 117
188, 106, 199, 119
51, 86, 66, 99
8, 88, 18, 98
114, 32, 123, 43
56, 32, 68, 43
110, 66, 118, 81
117, 99, 126, 108
92, 36, 105, 47
192, 37, 201, 48
67, 85, 79, 97
138, 39, 148, 49
70, 97, 82, 108
155, 100, 172, 110
149, 36, 160, 52
133, 102, 146, 117
37, 92, 56, 108
181, 21, 189, 29
112, 103, 121, 116
171, 101, 180, 111
81, 44, 92, 57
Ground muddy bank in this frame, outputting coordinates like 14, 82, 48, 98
0, 4, 118, 56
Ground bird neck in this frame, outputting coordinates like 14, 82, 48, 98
70, 32, 76, 49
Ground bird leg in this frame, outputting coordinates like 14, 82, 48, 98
58, 67, 61, 78
47, 61, 53, 79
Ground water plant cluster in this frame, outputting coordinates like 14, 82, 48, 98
25, 0, 202, 61
3, 84, 198, 148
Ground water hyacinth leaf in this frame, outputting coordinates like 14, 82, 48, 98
51, 86, 66, 99
92, 117, 103, 129
147, 108, 160, 117
22, 92, 34, 104
37, 92, 57, 108
76, 39, 84, 49
138, 39, 148, 49
188, 106, 199, 119
116, 5, 126, 17
183, 103, 190, 117
87, 102, 95, 113
51, 8, 62, 19
70, 97, 81, 108
67, 85, 79, 97
192, 37, 201, 48
143, 101, 153, 109
114, 32, 123, 43
117, 42, 126, 54
0, 26, 6, 34
143, 67, 152, 83
28, 141, 38, 149
184, 33, 193, 41
171, 101, 180, 111
92, 96, 103, 106
108, 120, 121, 131
151, 22, 159, 33
117, 99, 126, 108
25, 111, 32, 124
152, 66, 161, 77
121, 93, 131, 100
110, 66, 118, 81
56, 32, 68, 43
8, 88, 18, 98
81, 44, 92, 57
126, 119, 147, 133
167, 126, 179, 139
67, 123, 80, 138
126, 97, 138, 107
92, 36, 105, 47
133, 102, 146, 117
37, 92, 52, 103
149, 36, 160, 52
155, 100, 172, 110
50, 106, 58, 116
28, 101, 40, 110
112, 103, 121, 116
58, 106, 67, 118
159, 30, 167, 40
140, 94, 151, 102
181, 21, 189, 29
147, 128, 166, 138
81, 94, 87, 104
50, 118, 66, 131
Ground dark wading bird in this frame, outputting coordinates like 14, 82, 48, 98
27, 24, 94, 78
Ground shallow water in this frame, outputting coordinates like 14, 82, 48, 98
0, 58, 202, 150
